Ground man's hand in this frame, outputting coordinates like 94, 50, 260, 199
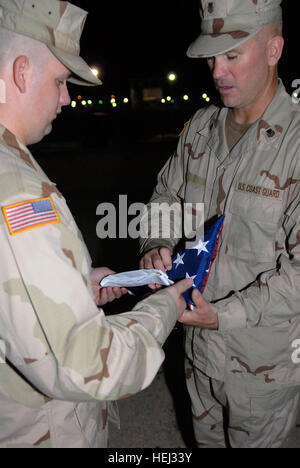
165, 278, 194, 320
178, 289, 219, 329
140, 247, 173, 290
90, 267, 128, 307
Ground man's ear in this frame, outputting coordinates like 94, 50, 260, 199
267, 35, 285, 67
13, 56, 30, 94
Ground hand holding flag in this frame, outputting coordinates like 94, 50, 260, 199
178, 289, 219, 329
100, 215, 224, 317
167, 215, 224, 308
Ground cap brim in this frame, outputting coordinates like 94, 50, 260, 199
187, 28, 261, 58
48, 44, 102, 86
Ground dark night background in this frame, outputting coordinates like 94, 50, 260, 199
69, 0, 299, 99
32, 0, 300, 299
33, 0, 300, 268
30, 1, 300, 447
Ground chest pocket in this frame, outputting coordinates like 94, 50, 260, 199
185, 172, 206, 204
227, 192, 283, 262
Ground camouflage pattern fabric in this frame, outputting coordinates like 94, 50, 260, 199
0, 125, 178, 448
187, 0, 282, 58
185, 361, 300, 448
0, 0, 101, 86
140, 80, 300, 446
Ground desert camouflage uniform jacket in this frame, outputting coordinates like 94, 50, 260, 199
140, 80, 300, 393
0, 126, 178, 448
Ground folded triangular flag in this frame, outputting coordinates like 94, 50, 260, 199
167, 215, 224, 309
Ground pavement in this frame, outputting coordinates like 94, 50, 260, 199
32, 114, 300, 449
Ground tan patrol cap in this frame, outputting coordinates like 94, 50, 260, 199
0, 0, 101, 86
187, 0, 282, 58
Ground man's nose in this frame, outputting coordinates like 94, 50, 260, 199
211, 56, 227, 81
60, 82, 71, 107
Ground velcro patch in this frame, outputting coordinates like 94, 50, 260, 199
2, 197, 60, 235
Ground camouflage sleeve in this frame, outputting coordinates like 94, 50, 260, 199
0, 192, 178, 402
139, 107, 216, 256
139, 122, 191, 255
216, 188, 300, 330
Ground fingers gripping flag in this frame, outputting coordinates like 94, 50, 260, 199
167, 215, 225, 309
100, 216, 225, 306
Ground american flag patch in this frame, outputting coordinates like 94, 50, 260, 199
2, 197, 60, 235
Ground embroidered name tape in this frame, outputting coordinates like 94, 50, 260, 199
2, 197, 60, 235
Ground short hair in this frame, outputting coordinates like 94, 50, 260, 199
0, 27, 50, 71
273, 22, 283, 37
253, 22, 283, 53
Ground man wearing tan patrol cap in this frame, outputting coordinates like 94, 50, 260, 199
140, 0, 300, 448
0, 0, 193, 448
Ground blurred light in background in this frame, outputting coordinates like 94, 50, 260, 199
168, 73, 177, 82
91, 68, 100, 77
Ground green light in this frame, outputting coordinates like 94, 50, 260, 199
87, 100, 92, 105
171, 99, 175, 104
98, 100, 103, 105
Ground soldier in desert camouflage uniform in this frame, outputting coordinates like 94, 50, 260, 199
0, 0, 193, 448
140, 0, 300, 448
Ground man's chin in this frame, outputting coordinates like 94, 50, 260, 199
45, 122, 53, 135
220, 95, 238, 108
41, 124, 53, 141
28, 125, 53, 146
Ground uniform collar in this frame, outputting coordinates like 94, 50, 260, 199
0, 124, 37, 170
196, 79, 290, 160
253, 79, 289, 147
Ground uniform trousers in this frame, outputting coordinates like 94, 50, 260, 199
185, 359, 300, 448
